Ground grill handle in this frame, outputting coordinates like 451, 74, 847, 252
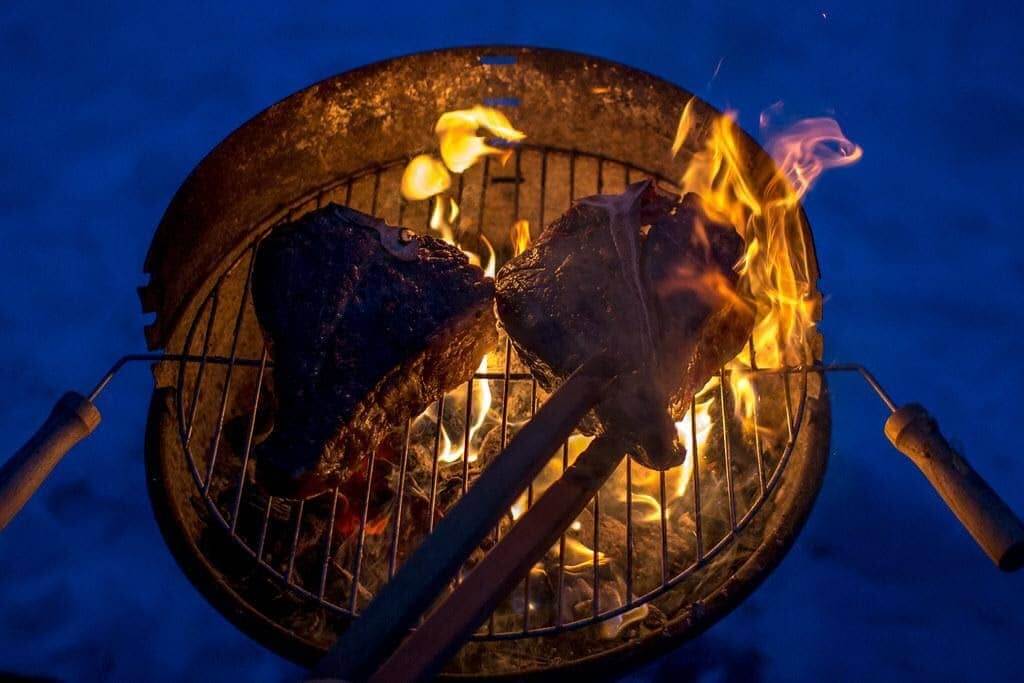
886, 403, 1024, 571
0, 392, 101, 531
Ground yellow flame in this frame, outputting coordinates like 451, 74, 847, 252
401, 154, 451, 200
630, 493, 664, 523
436, 356, 493, 465
561, 537, 609, 574
436, 105, 526, 173
401, 105, 523, 278
429, 196, 457, 244
510, 219, 531, 256
674, 107, 861, 430
479, 235, 497, 278
671, 97, 696, 158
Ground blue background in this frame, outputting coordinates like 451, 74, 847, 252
1, 1, 1021, 680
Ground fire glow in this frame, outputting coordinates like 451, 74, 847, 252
674, 104, 861, 436
397, 100, 859, 638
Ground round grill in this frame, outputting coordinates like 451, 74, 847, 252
141, 47, 830, 678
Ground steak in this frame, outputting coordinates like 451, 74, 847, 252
495, 180, 753, 470
251, 203, 497, 497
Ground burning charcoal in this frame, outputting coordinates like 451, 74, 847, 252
495, 181, 753, 470
251, 204, 498, 497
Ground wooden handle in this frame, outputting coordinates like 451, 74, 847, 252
886, 403, 1024, 571
0, 392, 100, 531
371, 435, 626, 683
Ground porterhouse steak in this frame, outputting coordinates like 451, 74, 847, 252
251, 204, 497, 497
495, 181, 753, 470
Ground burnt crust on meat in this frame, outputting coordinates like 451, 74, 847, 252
495, 181, 753, 471
251, 203, 497, 497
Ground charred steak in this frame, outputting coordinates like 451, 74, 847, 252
495, 181, 753, 470
251, 204, 497, 497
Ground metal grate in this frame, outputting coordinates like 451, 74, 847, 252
168, 144, 810, 641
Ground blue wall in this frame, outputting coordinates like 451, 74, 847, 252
1, 1, 1021, 680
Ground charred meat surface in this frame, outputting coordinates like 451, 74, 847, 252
495, 181, 753, 470
251, 203, 497, 497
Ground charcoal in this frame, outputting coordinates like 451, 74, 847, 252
251, 203, 497, 497
495, 181, 753, 470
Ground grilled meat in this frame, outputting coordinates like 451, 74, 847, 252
251, 203, 497, 497
495, 181, 753, 470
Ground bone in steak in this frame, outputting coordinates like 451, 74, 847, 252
251, 203, 497, 497
495, 180, 753, 470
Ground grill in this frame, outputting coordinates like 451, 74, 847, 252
3, 45, 1019, 682
139, 88, 832, 672
169, 146, 813, 641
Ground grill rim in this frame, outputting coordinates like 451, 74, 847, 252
139, 44, 821, 351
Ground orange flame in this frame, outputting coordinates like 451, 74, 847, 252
674, 107, 861, 430
510, 219, 531, 256
401, 154, 451, 201
436, 105, 526, 173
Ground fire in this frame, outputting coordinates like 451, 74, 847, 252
561, 537, 610, 574
401, 105, 525, 470
400, 154, 450, 200
673, 102, 861, 431
510, 219, 531, 256
401, 105, 523, 273
436, 105, 526, 173
394, 99, 859, 634
437, 356, 493, 465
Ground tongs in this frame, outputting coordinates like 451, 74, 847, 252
314, 352, 622, 681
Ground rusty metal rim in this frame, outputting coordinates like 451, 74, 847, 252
140, 45, 831, 677
141, 44, 821, 351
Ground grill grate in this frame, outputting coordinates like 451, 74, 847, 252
168, 144, 810, 641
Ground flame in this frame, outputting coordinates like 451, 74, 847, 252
670, 97, 696, 159
674, 106, 861, 430
510, 219, 531, 256
393, 102, 860, 631
402, 105, 522, 279
436, 356, 494, 465
401, 154, 451, 200
429, 196, 457, 244
561, 537, 610, 574
436, 105, 526, 173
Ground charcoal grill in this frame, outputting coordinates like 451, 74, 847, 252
2, 46, 1020, 681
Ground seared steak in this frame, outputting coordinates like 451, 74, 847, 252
251, 204, 497, 497
495, 181, 753, 470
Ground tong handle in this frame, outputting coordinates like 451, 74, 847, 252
317, 356, 615, 680
886, 403, 1024, 571
371, 435, 626, 683
0, 392, 101, 531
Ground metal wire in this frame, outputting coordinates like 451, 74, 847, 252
86, 147, 898, 642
